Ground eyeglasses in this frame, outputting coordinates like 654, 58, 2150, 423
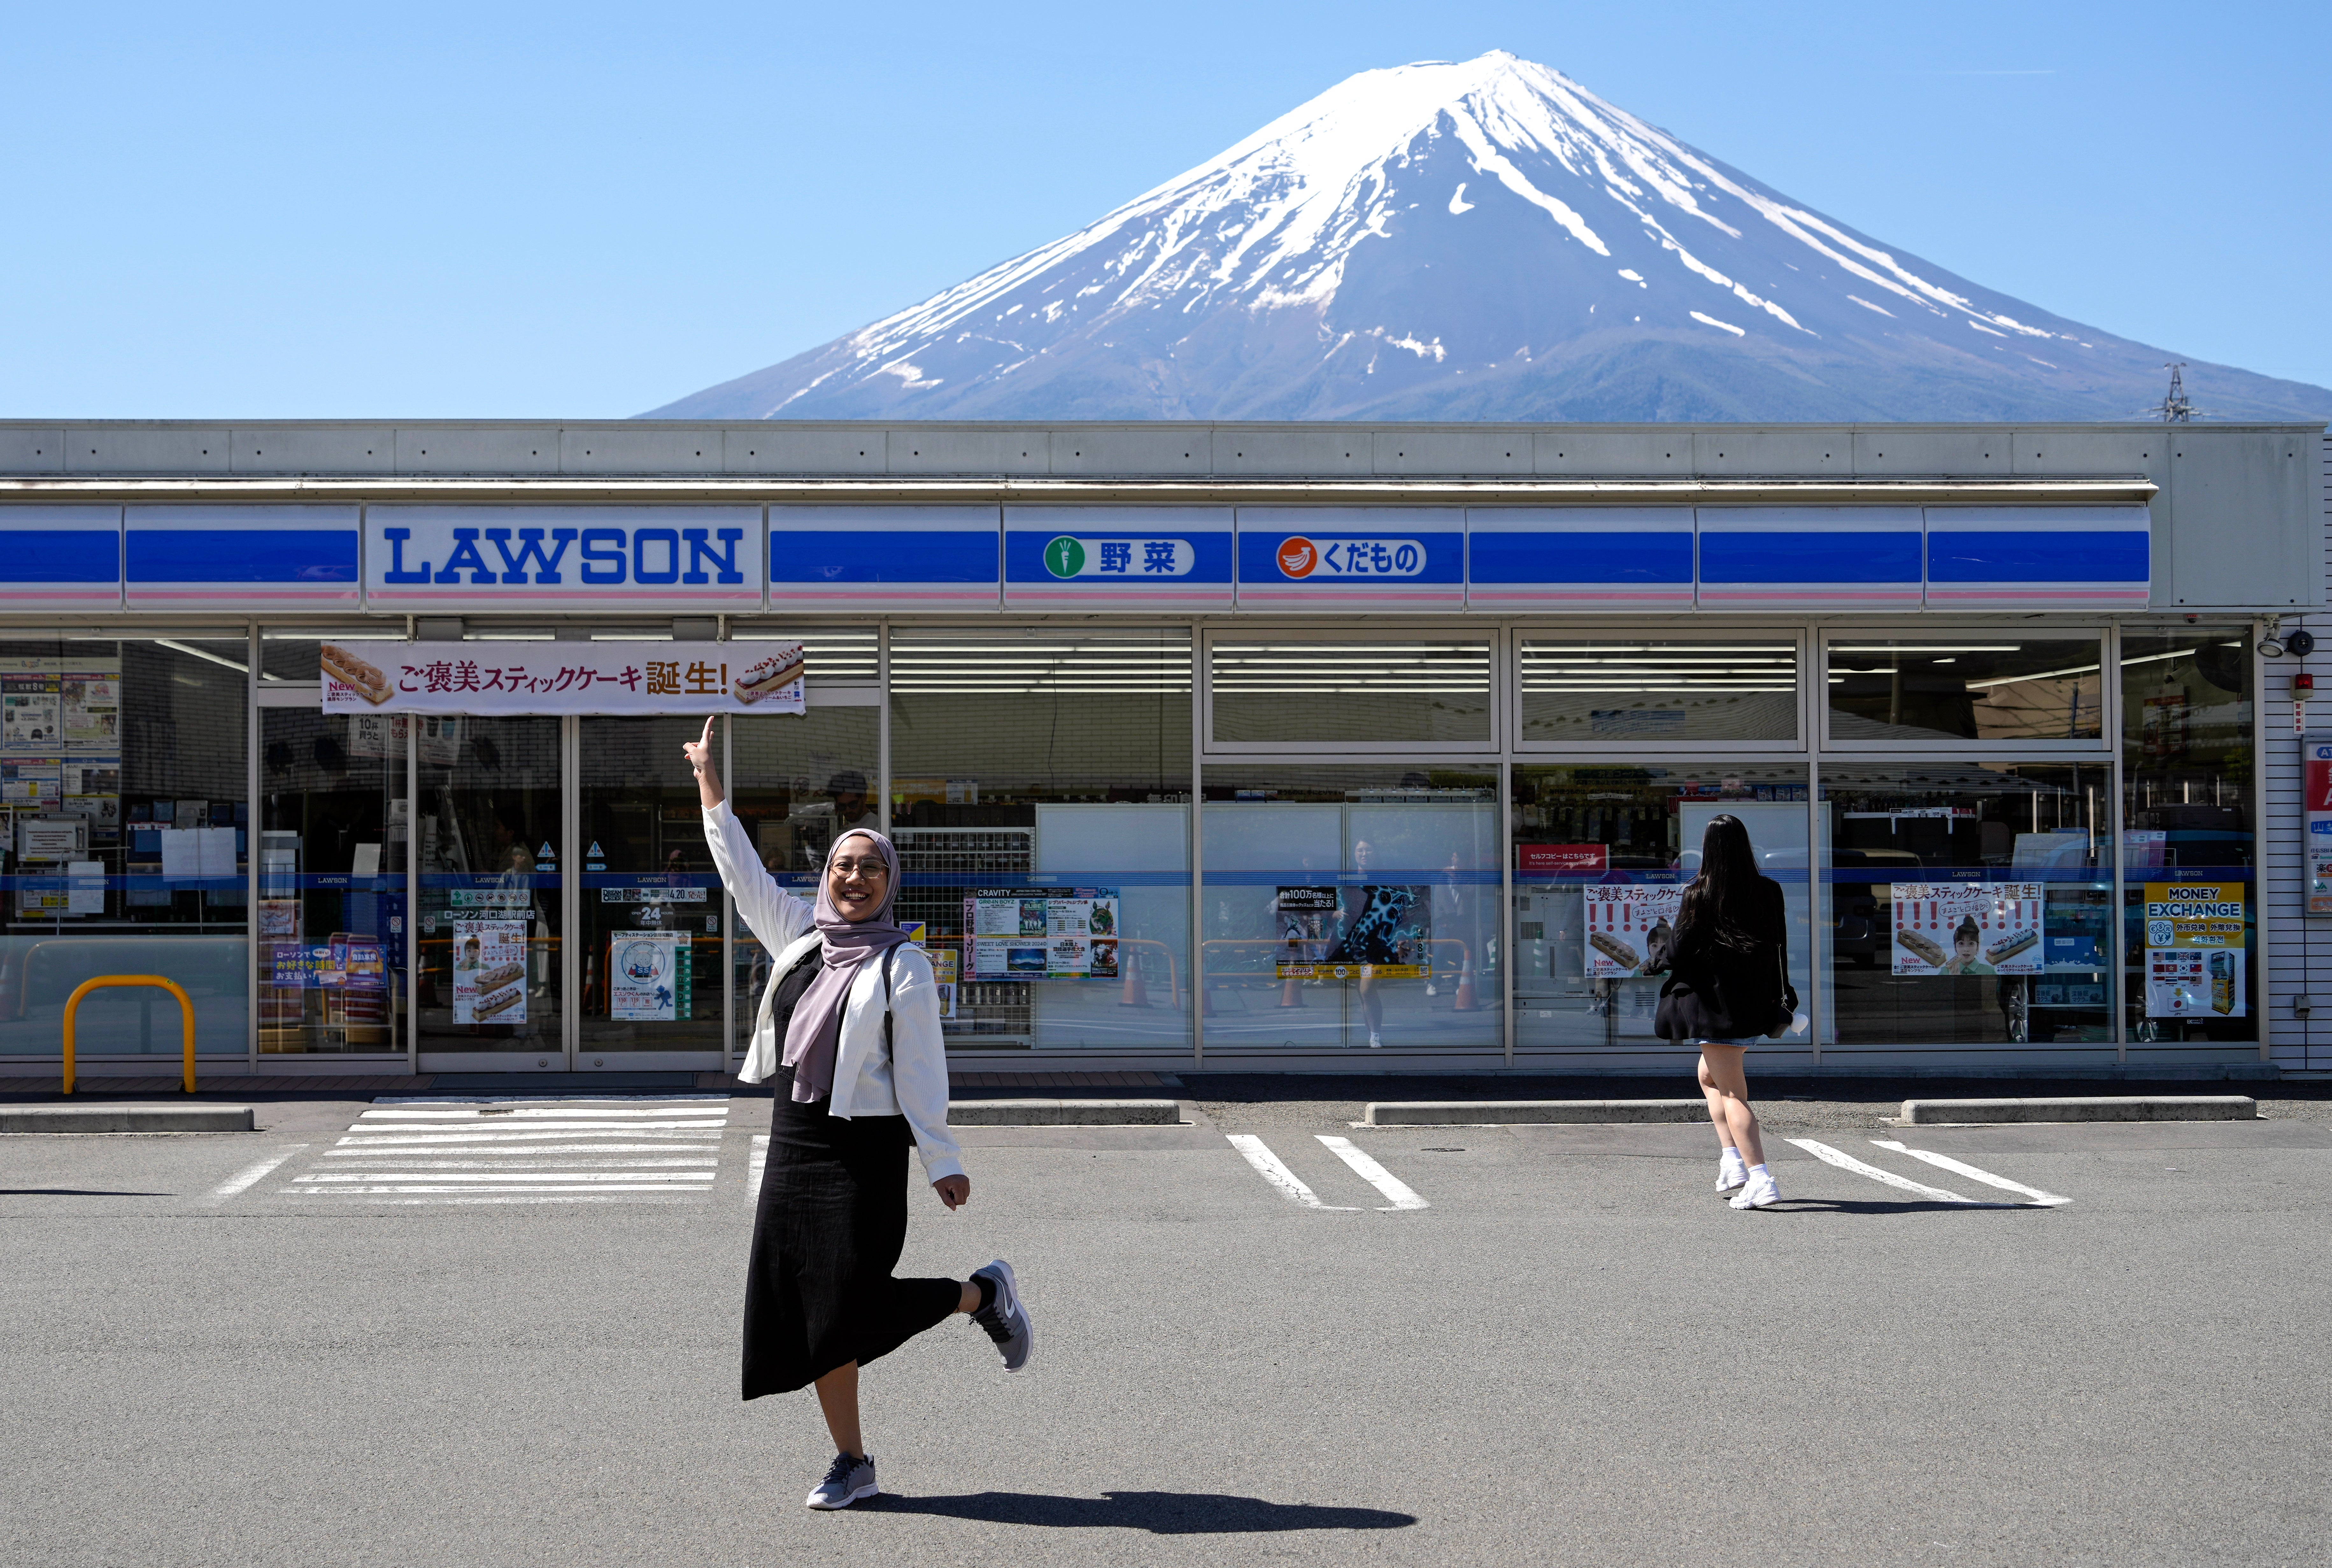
828, 857, 890, 878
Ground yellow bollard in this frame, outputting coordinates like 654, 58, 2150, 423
62, 975, 198, 1096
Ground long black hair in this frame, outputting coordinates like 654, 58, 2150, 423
1678, 813, 1767, 950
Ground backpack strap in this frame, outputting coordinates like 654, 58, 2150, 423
881, 944, 897, 1056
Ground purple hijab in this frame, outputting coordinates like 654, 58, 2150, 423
780, 829, 911, 1104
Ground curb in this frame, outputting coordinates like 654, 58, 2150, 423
947, 1098, 1183, 1126
1366, 1100, 1709, 1126
0, 1104, 257, 1134
1897, 1095, 2258, 1125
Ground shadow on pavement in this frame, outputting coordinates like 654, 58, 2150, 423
867, 1490, 1417, 1533
0, 1187, 172, 1196
1769, 1198, 2027, 1215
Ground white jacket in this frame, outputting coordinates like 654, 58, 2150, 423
701, 801, 963, 1184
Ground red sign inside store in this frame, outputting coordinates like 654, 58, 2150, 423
1519, 843, 1610, 876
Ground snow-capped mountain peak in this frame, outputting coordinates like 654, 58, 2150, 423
649, 51, 2330, 423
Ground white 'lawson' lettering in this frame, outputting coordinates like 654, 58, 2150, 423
380, 526, 746, 587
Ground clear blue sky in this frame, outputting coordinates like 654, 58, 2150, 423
5, 0, 2325, 419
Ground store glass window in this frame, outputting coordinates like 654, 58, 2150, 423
890, 628, 1192, 1053
724, 631, 881, 1057
2120, 627, 2255, 1050
1820, 764, 2113, 1050
414, 714, 564, 1057
1512, 764, 1810, 1058
258, 705, 409, 1055
1209, 636, 1491, 746
1825, 636, 2105, 745
1, 636, 249, 1059
1518, 638, 1800, 745
1202, 765, 1500, 1053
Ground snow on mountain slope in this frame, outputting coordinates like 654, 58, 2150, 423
646, 52, 2332, 423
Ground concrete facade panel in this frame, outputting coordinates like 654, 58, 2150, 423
1046, 428, 1213, 477
884, 429, 1050, 475
1211, 428, 1373, 475
2163, 431, 2319, 609
393, 428, 563, 475
230, 427, 396, 475
1532, 431, 1693, 476
1692, 429, 1852, 477
558, 427, 723, 475
723, 427, 887, 474
65, 427, 231, 473
1371, 429, 1533, 476
1852, 429, 2013, 476
0, 428, 65, 472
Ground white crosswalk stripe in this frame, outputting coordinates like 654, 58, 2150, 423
277, 1098, 734, 1203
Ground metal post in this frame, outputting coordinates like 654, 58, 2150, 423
1804, 626, 1824, 1067
406, 703, 418, 1075
562, 713, 579, 1069
245, 624, 260, 1074
877, 621, 892, 836
723, 709, 736, 1072
1190, 623, 1205, 1073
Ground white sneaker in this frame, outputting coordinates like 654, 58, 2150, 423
1715, 1153, 1749, 1193
1729, 1170, 1781, 1210
1368, 1032, 1384, 1049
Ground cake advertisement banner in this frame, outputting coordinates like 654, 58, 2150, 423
320, 641, 805, 715
1582, 884, 1685, 978
451, 917, 528, 1025
2143, 881, 2246, 1019
964, 888, 1120, 979
1890, 882, 2044, 976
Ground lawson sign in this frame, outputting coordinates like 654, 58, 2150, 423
365, 506, 764, 611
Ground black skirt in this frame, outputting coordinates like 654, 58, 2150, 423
741, 1062, 962, 1400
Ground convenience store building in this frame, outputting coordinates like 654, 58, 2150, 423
0, 418, 2321, 1080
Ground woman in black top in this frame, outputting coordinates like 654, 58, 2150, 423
1649, 814, 1794, 1210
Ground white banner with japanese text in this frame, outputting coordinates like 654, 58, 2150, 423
318, 641, 804, 715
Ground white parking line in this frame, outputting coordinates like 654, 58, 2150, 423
1870, 1140, 2071, 1206
748, 1134, 769, 1202
1226, 1135, 1359, 1211
1785, 1138, 2009, 1205
1316, 1136, 1430, 1211
209, 1146, 306, 1202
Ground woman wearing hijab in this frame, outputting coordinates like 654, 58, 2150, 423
1647, 813, 1795, 1211
685, 717, 1033, 1512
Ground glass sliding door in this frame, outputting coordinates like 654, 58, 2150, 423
415, 715, 564, 1065
577, 715, 725, 1065
1199, 764, 1501, 1053
257, 705, 408, 1055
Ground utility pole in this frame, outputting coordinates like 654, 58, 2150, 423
2156, 362, 2193, 422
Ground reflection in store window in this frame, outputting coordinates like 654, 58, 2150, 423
1826, 638, 2104, 743
1518, 639, 1799, 744
2120, 628, 2255, 1049
1205, 766, 1500, 1053
890, 629, 1192, 1052
1820, 764, 2111, 1051
1210, 638, 1490, 744
1, 637, 250, 1058
1511, 764, 1810, 1059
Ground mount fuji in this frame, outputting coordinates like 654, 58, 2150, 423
646, 51, 2332, 423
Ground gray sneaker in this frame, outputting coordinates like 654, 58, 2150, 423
806, 1451, 878, 1510
970, 1259, 1034, 1373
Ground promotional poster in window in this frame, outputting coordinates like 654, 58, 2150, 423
1275, 884, 1433, 979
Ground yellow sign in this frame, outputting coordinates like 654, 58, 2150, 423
2142, 883, 2245, 950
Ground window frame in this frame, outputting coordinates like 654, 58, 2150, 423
1200, 623, 1503, 757
1817, 623, 2115, 756
1508, 624, 1810, 757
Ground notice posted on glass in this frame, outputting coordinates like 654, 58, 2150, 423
1582, 884, 1684, 978
452, 918, 527, 1024
2144, 882, 2246, 1019
963, 889, 1119, 979
1890, 883, 2043, 976
1276, 884, 1433, 979
610, 930, 691, 1023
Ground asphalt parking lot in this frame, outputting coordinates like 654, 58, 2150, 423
5, 1082, 2330, 1567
